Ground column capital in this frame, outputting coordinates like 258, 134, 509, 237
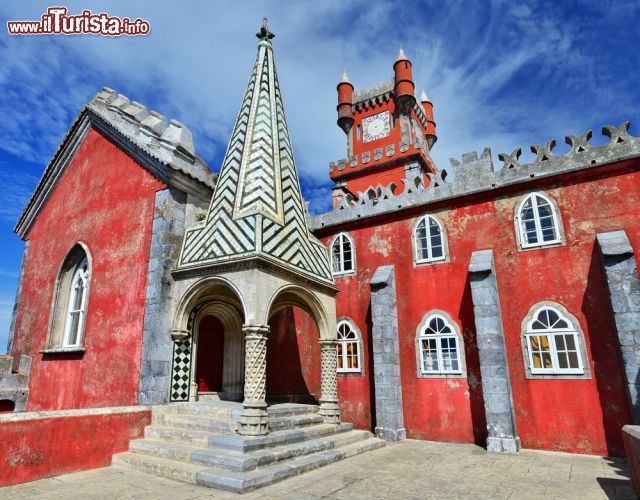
241, 324, 270, 337
318, 339, 337, 347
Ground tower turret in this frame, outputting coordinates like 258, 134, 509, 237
420, 90, 437, 149
336, 70, 355, 135
393, 48, 415, 114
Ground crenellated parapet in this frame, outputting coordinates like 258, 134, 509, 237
311, 121, 639, 229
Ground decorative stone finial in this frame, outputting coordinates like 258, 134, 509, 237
256, 17, 275, 40
396, 46, 408, 62
420, 89, 430, 102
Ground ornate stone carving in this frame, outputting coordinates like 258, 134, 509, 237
362, 151, 371, 164
318, 340, 340, 424
373, 148, 383, 160
237, 325, 270, 436
385, 144, 395, 157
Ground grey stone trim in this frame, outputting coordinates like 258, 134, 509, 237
0, 404, 149, 423
412, 213, 450, 267
520, 301, 591, 380
310, 122, 639, 231
415, 310, 467, 379
7, 240, 29, 354
138, 188, 188, 405
596, 230, 640, 423
369, 265, 406, 442
0, 354, 31, 411
468, 250, 521, 453
14, 91, 215, 239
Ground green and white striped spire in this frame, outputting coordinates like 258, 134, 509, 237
178, 19, 333, 286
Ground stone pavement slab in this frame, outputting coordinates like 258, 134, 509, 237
0, 440, 634, 499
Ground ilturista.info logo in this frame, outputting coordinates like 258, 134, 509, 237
7, 7, 151, 36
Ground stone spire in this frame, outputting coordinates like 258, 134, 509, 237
177, 21, 333, 286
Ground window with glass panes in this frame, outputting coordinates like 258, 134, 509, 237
525, 306, 584, 375
337, 320, 361, 373
518, 193, 560, 247
63, 258, 89, 347
418, 315, 461, 374
415, 215, 445, 263
331, 233, 354, 275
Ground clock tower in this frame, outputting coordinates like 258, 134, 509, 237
330, 49, 437, 208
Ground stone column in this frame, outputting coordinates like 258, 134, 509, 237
469, 250, 521, 453
596, 230, 640, 423
237, 325, 269, 436
369, 265, 406, 442
318, 340, 341, 424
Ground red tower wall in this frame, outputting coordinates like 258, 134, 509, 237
10, 128, 164, 411
318, 159, 640, 456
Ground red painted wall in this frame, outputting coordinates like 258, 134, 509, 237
0, 409, 150, 487
318, 159, 640, 455
267, 307, 321, 402
11, 127, 164, 411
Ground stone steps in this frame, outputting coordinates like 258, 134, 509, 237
113, 401, 385, 493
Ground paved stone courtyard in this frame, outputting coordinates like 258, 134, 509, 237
0, 440, 634, 499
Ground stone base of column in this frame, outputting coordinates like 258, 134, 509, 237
237, 401, 269, 436
375, 426, 406, 442
487, 436, 521, 454
318, 401, 340, 424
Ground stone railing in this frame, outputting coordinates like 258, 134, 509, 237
311, 121, 638, 229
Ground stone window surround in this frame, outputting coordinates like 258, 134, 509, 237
336, 316, 364, 377
42, 242, 92, 354
415, 309, 467, 379
330, 232, 357, 277
514, 191, 566, 253
520, 301, 591, 380
413, 214, 450, 267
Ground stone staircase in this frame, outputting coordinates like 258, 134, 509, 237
112, 400, 384, 493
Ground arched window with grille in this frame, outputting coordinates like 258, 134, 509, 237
331, 232, 355, 276
523, 304, 586, 376
336, 320, 362, 373
414, 215, 446, 264
417, 313, 463, 376
44, 243, 91, 352
516, 193, 562, 248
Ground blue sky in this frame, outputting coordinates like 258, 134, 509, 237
0, 0, 638, 352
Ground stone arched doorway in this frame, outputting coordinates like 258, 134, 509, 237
169, 277, 246, 403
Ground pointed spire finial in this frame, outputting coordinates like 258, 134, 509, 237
341, 69, 350, 83
420, 89, 430, 102
256, 17, 275, 40
396, 46, 408, 62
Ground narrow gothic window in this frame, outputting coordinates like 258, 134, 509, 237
525, 306, 584, 375
414, 215, 445, 263
356, 125, 362, 141
45, 244, 91, 351
517, 193, 561, 248
418, 314, 461, 374
331, 233, 355, 276
63, 258, 89, 347
337, 320, 361, 373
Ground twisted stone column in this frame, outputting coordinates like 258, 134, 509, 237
318, 340, 341, 424
237, 325, 269, 436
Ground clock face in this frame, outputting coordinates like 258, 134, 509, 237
362, 111, 391, 143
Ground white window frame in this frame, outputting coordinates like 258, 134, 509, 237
516, 192, 562, 249
331, 232, 355, 276
62, 259, 89, 348
525, 306, 584, 375
414, 215, 446, 264
336, 320, 362, 374
418, 313, 462, 375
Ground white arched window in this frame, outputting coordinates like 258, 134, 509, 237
524, 306, 584, 375
414, 215, 446, 263
62, 258, 89, 347
331, 233, 355, 276
336, 320, 361, 373
517, 193, 561, 248
418, 314, 461, 374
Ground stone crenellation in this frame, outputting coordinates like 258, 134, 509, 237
312, 121, 638, 229
352, 78, 394, 104
89, 87, 216, 189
